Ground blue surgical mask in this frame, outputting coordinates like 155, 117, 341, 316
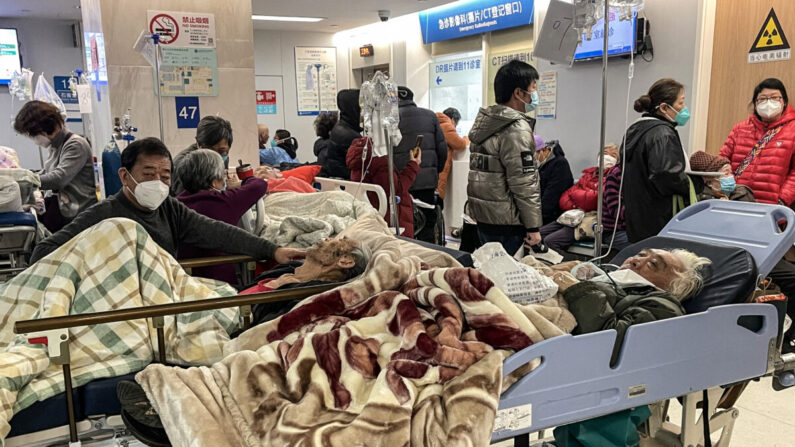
213, 179, 227, 193
271, 139, 278, 148
520, 90, 539, 113
663, 103, 690, 126
719, 176, 736, 195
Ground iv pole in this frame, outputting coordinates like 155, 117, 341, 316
594, 0, 609, 261
152, 33, 165, 142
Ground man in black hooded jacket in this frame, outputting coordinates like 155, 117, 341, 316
324, 89, 362, 179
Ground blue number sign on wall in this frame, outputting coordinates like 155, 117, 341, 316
419, 0, 534, 44
175, 97, 200, 129
53, 76, 78, 105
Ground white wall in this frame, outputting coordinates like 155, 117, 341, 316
0, 18, 84, 170
254, 30, 350, 162
532, 0, 701, 175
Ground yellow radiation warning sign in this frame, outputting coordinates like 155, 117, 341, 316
749, 8, 791, 63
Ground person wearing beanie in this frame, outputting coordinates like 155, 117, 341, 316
537, 137, 574, 224
688, 151, 754, 202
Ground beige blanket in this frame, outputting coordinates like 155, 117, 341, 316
137, 233, 574, 447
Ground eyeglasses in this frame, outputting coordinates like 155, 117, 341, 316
755, 95, 783, 104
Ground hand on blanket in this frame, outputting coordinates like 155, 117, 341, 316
524, 231, 542, 248
274, 247, 306, 264
551, 271, 579, 293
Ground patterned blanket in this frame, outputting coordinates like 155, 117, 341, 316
0, 219, 238, 441
137, 246, 575, 446
259, 191, 377, 248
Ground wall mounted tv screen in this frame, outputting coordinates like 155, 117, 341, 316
0, 29, 22, 85
574, 13, 637, 61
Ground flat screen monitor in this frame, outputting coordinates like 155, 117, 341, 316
0, 29, 22, 85
574, 13, 636, 61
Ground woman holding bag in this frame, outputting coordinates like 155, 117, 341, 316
719, 78, 795, 205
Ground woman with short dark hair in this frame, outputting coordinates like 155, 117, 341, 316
719, 78, 795, 205
171, 115, 234, 195
175, 148, 269, 285
14, 100, 96, 231
622, 78, 692, 243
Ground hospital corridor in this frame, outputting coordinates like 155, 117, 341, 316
0, 0, 794, 446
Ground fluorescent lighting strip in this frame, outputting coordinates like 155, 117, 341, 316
252, 15, 324, 22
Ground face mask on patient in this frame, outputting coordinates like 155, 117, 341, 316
571, 262, 660, 290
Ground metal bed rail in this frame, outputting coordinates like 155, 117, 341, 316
12, 282, 341, 445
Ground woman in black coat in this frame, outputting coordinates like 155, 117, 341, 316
623, 78, 691, 243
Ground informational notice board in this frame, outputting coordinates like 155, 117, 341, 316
154, 47, 219, 97
294, 47, 338, 116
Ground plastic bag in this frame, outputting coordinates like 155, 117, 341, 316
9, 69, 33, 101
33, 73, 68, 119
472, 242, 558, 304
557, 209, 585, 227
360, 71, 402, 156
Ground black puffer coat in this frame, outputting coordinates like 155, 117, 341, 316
394, 100, 447, 192
324, 90, 361, 179
623, 115, 690, 242
538, 142, 574, 224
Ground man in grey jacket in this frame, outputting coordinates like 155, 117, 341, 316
466, 60, 542, 255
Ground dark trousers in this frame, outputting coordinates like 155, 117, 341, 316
477, 224, 526, 256
540, 222, 576, 253
40, 195, 67, 233
413, 189, 442, 245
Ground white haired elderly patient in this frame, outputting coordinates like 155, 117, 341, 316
175, 148, 276, 286
534, 248, 712, 361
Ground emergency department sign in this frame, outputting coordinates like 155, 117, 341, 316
748, 8, 790, 64
419, 0, 533, 44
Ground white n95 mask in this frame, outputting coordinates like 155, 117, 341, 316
757, 100, 782, 119
125, 170, 169, 210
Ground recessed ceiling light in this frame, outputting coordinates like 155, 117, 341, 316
251, 15, 324, 22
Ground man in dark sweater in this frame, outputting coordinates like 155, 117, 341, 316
31, 138, 304, 265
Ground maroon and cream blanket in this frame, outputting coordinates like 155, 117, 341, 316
137, 252, 574, 446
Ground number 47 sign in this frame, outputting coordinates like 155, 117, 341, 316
175, 97, 200, 128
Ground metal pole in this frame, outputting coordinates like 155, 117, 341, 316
153, 34, 165, 142
63, 364, 78, 443
385, 126, 400, 236
594, 0, 610, 262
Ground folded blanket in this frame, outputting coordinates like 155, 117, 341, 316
259, 191, 377, 248
0, 218, 238, 441
137, 250, 574, 446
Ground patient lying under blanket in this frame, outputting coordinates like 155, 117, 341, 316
526, 248, 712, 362
0, 218, 239, 441
241, 237, 372, 325
133, 248, 576, 447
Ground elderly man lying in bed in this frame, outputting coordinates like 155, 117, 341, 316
535, 248, 711, 352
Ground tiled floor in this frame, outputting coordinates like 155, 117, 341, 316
494, 378, 795, 447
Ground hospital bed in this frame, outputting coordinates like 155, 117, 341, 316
8, 200, 795, 447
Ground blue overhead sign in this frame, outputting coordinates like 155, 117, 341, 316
419, 0, 533, 44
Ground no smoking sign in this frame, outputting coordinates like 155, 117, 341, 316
149, 13, 179, 44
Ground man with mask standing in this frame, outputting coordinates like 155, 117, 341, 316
31, 137, 304, 265
466, 60, 543, 255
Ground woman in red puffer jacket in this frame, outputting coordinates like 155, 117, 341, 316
719, 78, 795, 205
559, 144, 620, 212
